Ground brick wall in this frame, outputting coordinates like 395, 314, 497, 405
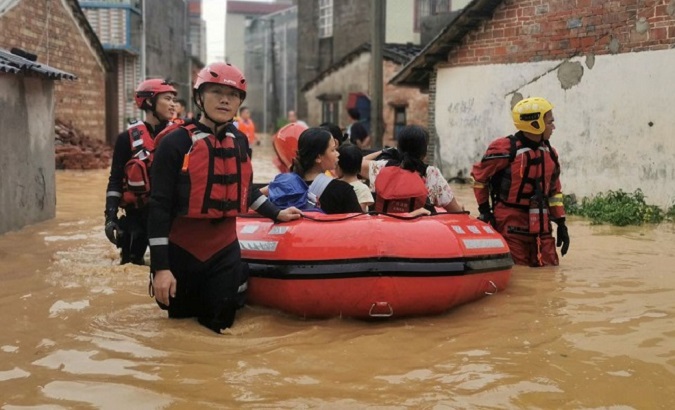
0, 0, 108, 141
382, 60, 429, 148
449, 0, 675, 66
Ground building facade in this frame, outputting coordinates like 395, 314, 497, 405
394, 0, 675, 207
80, 0, 192, 141
0, 0, 109, 142
302, 43, 427, 146
244, 5, 298, 135
296, 0, 466, 128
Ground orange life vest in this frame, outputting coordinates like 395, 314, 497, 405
121, 121, 154, 208
374, 166, 428, 213
490, 136, 560, 210
176, 124, 253, 219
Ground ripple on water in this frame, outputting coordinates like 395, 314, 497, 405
32, 349, 161, 381
39, 381, 175, 409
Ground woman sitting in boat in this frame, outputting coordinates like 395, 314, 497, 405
269, 127, 363, 214
361, 125, 464, 213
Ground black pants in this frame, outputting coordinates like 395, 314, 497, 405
157, 240, 248, 333
118, 207, 149, 265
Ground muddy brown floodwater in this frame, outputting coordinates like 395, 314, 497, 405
1, 145, 674, 409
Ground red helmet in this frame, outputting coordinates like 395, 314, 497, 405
273, 122, 307, 173
194, 62, 247, 99
135, 79, 177, 109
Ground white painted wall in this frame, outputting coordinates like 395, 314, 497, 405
435, 49, 675, 208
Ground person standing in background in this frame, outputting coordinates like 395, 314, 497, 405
236, 106, 257, 146
287, 110, 308, 127
104, 79, 177, 265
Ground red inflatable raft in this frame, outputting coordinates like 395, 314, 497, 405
236, 212, 513, 319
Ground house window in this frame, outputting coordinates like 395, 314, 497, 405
414, 0, 452, 32
320, 96, 340, 125
393, 106, 407, 139
319, 0, 333, 38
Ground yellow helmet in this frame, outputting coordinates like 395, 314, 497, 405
512, 97, 554, 135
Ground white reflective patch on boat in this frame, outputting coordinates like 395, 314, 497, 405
239, 240, 278, 252
467, 225, 481, 234
269, 226, 289, 235
240, 225, 259, 234
451, 225, 465, 234
462, 239, 505, 249
482, 225, 495, 234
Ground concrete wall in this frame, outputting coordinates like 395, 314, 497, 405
0, 76, 56, 234
146, 0, 191, 100
432, 0, 675, 207
0, 0, 107, 141
386, 0, 418, 44
226, 13, 246, 69
305, 52, 428, 147
435, 50, 675, 207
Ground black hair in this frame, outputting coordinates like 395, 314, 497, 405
239, 106, 249, 113
349, 122, 368, 144
347, 108, 360, 121
320, 122, 347, 145
396, 125, 429, 175
176, 99, 187, 106
291, 127, 333, 179
337, 144, 363, 175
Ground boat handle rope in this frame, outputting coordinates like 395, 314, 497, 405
484, 280, 498, 296
369, 302, 394, 318
238, 210, 470, 223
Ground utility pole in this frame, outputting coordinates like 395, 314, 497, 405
370, 0, 385, 149
269, 18, 280, 132
141, 0, 147, 81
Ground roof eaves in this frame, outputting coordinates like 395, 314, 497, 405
0, 48, 77, 80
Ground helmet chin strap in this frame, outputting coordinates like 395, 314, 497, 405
196, 94, 231, 133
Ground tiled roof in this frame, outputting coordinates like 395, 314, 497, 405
0, 48, 77, 80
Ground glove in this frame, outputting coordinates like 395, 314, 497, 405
555, 219, 570, 256
477, 202, 496, 227
104, 209, 120, 245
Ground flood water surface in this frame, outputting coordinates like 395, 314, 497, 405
1, 152, 674, 409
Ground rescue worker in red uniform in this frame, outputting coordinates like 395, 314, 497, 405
147, 62, 302, 333
471, 97, 570, 266
104, 79, 177, 265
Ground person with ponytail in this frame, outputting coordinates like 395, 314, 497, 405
361, 125, 463, 213
147, 62, 302, 334
270, 127, 362, 214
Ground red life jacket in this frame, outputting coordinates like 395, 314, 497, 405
121, 121, 154, 208
176, 124, 252, 218
374, 166, 428, 213
490, 136, 560, 210
153, 118, 185, 149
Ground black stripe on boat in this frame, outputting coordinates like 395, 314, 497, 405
245, 253, 513, 279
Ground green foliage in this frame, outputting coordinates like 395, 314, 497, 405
666, 204, 675, 222
564, 189, 671, 226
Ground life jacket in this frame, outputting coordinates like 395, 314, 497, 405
268, 172, 331, 212
374, 166, 429, 213
489, 135, 560, 211
153, 118, 185, 149
176, 123, 253, 218
121, 121, 154, 208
